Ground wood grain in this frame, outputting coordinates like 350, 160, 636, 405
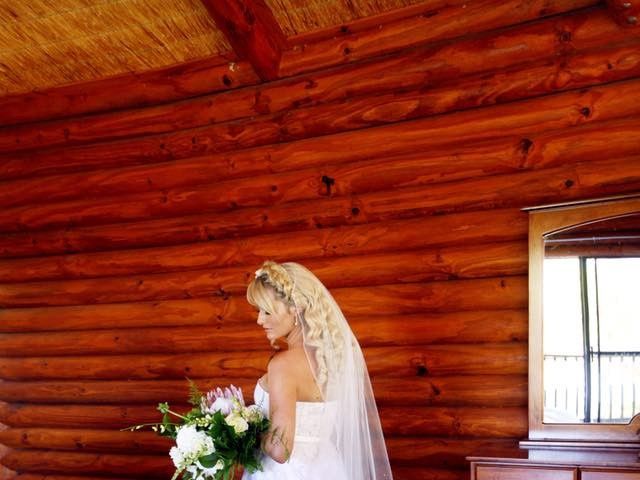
0, 374, 527, 407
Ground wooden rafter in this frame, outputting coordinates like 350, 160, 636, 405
200, 0, 287, 81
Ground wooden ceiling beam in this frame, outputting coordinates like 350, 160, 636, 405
280, 0, 600, 77
200, 0, 287, 81
0, 56, 258, 128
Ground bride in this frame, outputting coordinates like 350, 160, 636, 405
242, 260, 393, 480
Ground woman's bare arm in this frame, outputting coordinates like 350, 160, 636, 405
261, 352, 297, 463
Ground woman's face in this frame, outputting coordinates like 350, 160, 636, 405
255, 287, 296, 344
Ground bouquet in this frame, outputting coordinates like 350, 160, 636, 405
123, 380, 269, 480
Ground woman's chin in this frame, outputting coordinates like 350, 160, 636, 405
270, 336, 289, 350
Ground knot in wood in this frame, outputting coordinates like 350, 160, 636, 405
321, 175, 336, 195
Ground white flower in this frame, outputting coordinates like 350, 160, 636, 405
243, 404, 264, 423
175, 425, 215, 456
185, 465, 199, 478
225, 412, 249, 434
169, 446, 184, 468
195, 458, 225, 478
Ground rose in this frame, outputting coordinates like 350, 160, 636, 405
242, 404, 264, 423
225, 412, 249, 434
175, 425, 215, 457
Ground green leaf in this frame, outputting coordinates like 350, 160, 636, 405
186, 377, 204, 407
198, 453, 218, 468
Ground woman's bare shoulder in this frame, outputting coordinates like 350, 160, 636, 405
268, 349, 306, 377
269, 349, 299, 368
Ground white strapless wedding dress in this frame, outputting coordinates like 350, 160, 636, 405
242, 382, 348, 480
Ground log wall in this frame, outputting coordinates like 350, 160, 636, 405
1, 3, 640, 479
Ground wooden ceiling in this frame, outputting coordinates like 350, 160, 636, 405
265, 0, 424, 36
0, 0, 424, 97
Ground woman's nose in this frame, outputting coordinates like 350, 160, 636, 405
256, 313, 264, 325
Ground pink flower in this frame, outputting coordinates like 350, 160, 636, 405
201, 385, 245, 415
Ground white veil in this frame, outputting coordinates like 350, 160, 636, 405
254, 261, 393, 480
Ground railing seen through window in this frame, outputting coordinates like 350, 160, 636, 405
543, 257, 640, 423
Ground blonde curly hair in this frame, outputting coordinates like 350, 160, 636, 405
247, 261, 344, 389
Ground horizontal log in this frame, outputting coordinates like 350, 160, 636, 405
0, 308, 527, 357
0, 154, 632, 281
0, 202, 527, 264
5, 475, 132, 480
0, 6, 633, 160
0, 449, 172, 477
373, 375, 528, 408
0, 429, 168, 452
0, 464, 469, 480
0, 210, 530, 326
2, 72, 639, 186
0, 254, 528, 307
0, 102, 636, 240
382, 406, 527, 438
279, 41, 640, 142
0, 474, 131, 480
279, 0, 596, 76
0, 153, 530, 261
0, 406, 526, 439
305, 153, 640, 234
1, 459, 469, 480
391, 467, 468, 480
0, 342, 527, 381
364, 343, 528, 377
0, 131, 533, 212
0, 297, 242, 333
0, 378, 255, 405
2, 90, 640, 236
2, 154, 639, 298
0, 228, 527, 283
0, 402, 191, 430
0, 56, 259, 128
0, 437, 519, 472
386, 437, 520, 468
0, 374, 528, 407
2, 112, 637, 258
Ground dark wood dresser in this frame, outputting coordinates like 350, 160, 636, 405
469, 445, 640, 479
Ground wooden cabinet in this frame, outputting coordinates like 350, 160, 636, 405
581, 470, 640, 480
473, 464, 577, 479
469, 449, 640, 480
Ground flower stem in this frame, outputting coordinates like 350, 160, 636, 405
167, 409, 188, 420
118, 421, 178, 431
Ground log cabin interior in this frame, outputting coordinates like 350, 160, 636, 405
0, 0, 639, 478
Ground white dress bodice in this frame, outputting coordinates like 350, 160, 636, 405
252, 382, 334, 443
242, 382, 347, 480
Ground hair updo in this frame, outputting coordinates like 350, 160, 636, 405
246, 260, 345, 388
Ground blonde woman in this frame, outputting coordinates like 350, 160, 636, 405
243, 260, 392, 480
